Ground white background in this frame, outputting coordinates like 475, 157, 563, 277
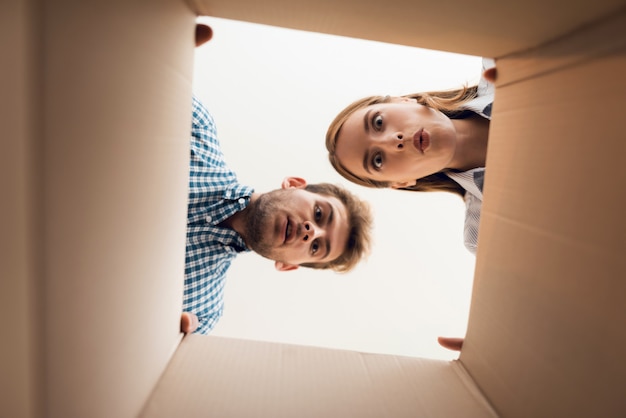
193, 16, 481, 360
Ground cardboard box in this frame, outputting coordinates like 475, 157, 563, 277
141, 335, 498, 418
3, 0, 625, 417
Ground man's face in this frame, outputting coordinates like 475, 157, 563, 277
244, 179, 350, 271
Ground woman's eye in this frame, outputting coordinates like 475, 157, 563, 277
373, 114, 383, 130
311, 239, 320, 255
314, 205, 322, 222
372, 153, 383, 170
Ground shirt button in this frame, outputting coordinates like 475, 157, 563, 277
205, 215, 212, 223
238, 198, 246, 205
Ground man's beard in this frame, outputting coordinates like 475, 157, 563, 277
244, 190, 286, 259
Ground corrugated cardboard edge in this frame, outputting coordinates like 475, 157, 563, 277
450, 360, 499, 418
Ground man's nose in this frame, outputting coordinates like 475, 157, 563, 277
301, 221, 321, 242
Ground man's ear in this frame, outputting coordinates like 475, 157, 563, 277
281, 176, 307, 190
390, 180, 417, 189
275, 260, 299, 271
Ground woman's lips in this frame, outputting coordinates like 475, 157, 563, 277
421, 130, 430, 152
413, 129, 430, 153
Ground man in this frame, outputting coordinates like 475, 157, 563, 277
181, 95, 373, 334
192, 24, 462, 352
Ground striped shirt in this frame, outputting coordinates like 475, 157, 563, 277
445, 58, 494, 254
184, 96, 254, 334
446, 168, 485, 254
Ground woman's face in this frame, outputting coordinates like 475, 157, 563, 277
334, 97, 458, 188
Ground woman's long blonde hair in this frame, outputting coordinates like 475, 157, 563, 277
326, 86, 479, 197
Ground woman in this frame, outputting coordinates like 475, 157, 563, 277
326, 59, 495, 255
326, 60, 495, 351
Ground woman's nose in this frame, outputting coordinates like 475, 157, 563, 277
301, 221, 320, 242
388, 132, 405, 149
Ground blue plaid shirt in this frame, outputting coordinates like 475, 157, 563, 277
184, 96, 254, 334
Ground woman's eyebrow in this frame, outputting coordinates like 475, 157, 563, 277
362, 150, 372, 174
363, 109, 372, 133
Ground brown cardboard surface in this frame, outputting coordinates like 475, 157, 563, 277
0, 0, 43, 417
12, 0, 195, 417
141, 335, 497, 418
461, 10, 626, 418
495, 7, 626, 88
4, 0, 626, 417
190, 0, 625, 57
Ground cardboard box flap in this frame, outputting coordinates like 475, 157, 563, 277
141, 335, 498, 418
497, 8, 626, 87
460, 9, 626, 418
31, 1, 196, 417
1, 0, 43, 416
190, 0, 625, 57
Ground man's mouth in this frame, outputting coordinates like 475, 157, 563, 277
284, 218, 292, 243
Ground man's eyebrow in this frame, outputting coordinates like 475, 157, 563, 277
322, 204, 334, 259
327, 203, 334, 226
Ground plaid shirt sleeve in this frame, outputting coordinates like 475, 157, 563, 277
184, 96, 253, 334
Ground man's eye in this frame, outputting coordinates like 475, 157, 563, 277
372, 152, 383, 170
311, 239, 320, 255
373, 114, 383, 130
314, 205, 322, 222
